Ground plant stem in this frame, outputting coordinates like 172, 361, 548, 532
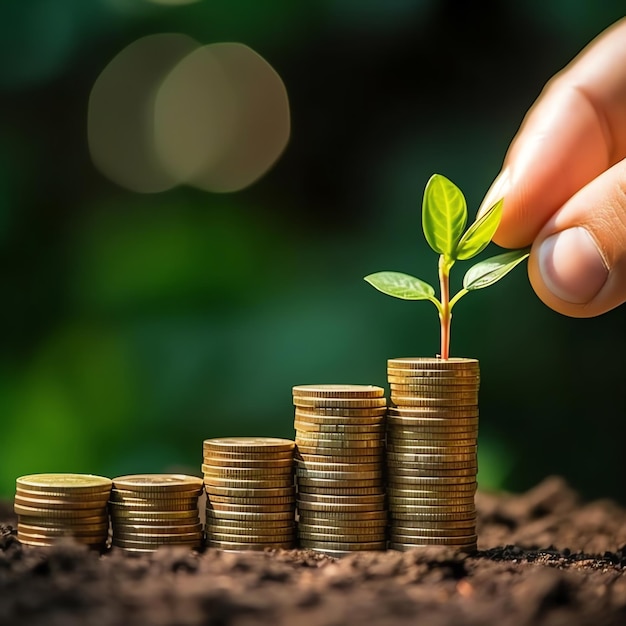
438, 255, 451, 360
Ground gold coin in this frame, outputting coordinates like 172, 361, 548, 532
206, 540, 294, 552
295, 430, 384, 442
18, 522, 109, 535
292, 384, 385, 398
297, 477, 383, 489
389, 541, 477, 552
295, 450, 383, 462
206, 518, 294, 530
294, 445, 384, 457
391, 509, 476, 520
108, 499, 199, 511
386, 432, 476, 443
389, 380, 478, 390
203, 437, 295, 453
388, 405, 479, 416
295, 436, 384, 448
18, 534, 106, 548
389, 534, 477, 545
206, 494, 294, 505
16, 474, 112, 494
205, 509, 295, 522
391, 526, 475, 538
388, 468, 477, 479
391, 397, 478, 408
201, 465, 293, 478
294, 421, 384, 434
299, 539, 386, 551
109, 506, 199, 518
202, 457, 293, 468
389, 501, 475, 512
17, 529, 107, 543
390, 518, 476, 530
387, 373, 479, 384
14, 494, 109, 510
295, 459, 380, 471
202, 448, 294, 461
296, 470, 384, 481
387, 484, 476, 496
207, 502, 294, 513
112, 538, 201, 549
387, 470, 476, 489
295, 407, 387, 419
17, 514, 109, 526
387, 439, 477, 451
206, 531, 294, 544
14, 504, 106, 518
385, 447, 476, 461
389, 495, 474, 506
206, 521, 294, 534
112, 474, 203, 493
298, 493, 385, 505
293, 397, 387, 409
297, 529, 385, 542
110, 488, 202, 501
297, 510, 387, 521
297, 501, 385, 513
203, 477, 294, 489
388, 357, 479, 370
14, 487, 110, 502
297, 485, 383, 496
117, 523, 202, 534
204, 485, 295, 498
297, 525, 386, 537
391, 391, 479, 402
114, 528, 202, 540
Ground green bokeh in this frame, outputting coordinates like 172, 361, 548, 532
0, 2, 624, 502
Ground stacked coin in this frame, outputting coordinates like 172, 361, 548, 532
14, 473, 111, 549
109, 474, 203, 552
203, 437, 296, 551
387, 358, 479, 552
293, 385, 387, 556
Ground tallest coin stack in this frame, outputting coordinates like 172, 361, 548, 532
386, 357, 479, 552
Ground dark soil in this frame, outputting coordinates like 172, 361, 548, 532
2, 476, 626, 626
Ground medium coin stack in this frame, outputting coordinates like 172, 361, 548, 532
14, 473, 111, 549
109, 474, 203, 552
387, 357, 479, 552
203, 437, 296, 551
293, 384, 387, 556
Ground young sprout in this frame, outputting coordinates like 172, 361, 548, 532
364, 174, 529, 359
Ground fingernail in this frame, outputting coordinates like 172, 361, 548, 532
538, 227, 608, 304
478, 168, 510, 217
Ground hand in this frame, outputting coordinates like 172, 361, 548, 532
480, 18, 626, 318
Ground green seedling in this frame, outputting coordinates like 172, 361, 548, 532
364, 173, 529, 359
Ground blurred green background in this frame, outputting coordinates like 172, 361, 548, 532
0, 0, 624, 502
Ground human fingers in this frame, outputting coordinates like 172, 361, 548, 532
527, 159, 626, 317
480, 18, 626, 250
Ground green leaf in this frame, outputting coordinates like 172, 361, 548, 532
364, 271, 437, 301
422, 174, 467, 258
463, 248, 530, 291
455, 198, 504, 261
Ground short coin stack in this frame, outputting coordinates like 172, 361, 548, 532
293, 385, 387, 556
109, 474, 203, 552
387, 358, 479, 552
14, 473, 111, 549
203, 437, 296, 551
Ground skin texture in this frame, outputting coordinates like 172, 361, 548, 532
480, 18, 626, 318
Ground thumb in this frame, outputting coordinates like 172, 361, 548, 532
529, 159, 626, 318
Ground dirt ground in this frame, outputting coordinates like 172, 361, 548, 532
2, 476, 626, 626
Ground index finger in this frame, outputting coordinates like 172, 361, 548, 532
482, 18, 626, 249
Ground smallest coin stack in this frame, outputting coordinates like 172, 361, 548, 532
109, 474, 203, 552
203, 437, 296, 551
14, 473, 111, 549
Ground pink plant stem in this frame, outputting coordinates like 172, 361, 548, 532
439, 257, 451, 360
